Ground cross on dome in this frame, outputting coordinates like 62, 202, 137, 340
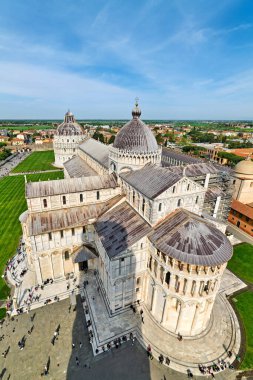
132, 97, 141, 118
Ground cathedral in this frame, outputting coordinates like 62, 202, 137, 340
20, 102, 233, 338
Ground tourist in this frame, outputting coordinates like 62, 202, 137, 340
159, 354, 164, 364
177, 332, 183, 341
79, 342, 82, 348
72, 343, 75, 349
165, 357, 170, 366
147, 344, 153, 359
75, 356, 79, 366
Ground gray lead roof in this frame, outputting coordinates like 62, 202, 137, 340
79, 138, 109, 169
26, 173, 118, 198
95, 201, 152, 258
149, 209, 232, 266
120, 164, 182, 199
64, 156, 98, 178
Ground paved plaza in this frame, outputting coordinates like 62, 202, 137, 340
5, 254, 246, 378
0, 296, 239, 380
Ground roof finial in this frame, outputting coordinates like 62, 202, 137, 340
132, 97, 141, 118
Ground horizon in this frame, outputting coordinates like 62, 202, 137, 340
1, 1, 253, 119
1, 118, 253, 123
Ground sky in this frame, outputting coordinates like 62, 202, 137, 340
1, 0, 253, 119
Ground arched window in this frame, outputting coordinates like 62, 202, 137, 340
165, 271, 171, 285
62, 196, 66, 205
80, 194, 83, 203
64, 251, 69, 260
195, 196, 199, 204
133, 191, 135, 204
142, 198, 145, 213
158, 203, 162, 211
187, 184, 190, 191
43, 199, 47, 208
97, 191, 100, 200
172, 186, 176, 193
177, 199, 181, 207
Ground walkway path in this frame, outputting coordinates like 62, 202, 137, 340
9, 168, 63, 176
227, 222, 253, 245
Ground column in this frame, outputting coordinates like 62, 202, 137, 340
202, 299, 213, 330
34, 257, 43, 285
161, 298, 167, 323
190, 304, 200, 334
150, 285, 156, 312
176, 304, 188, 333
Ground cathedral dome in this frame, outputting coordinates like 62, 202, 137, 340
113, 100, 158, 153
56, 111, 85, 136
234, 156, 253, 177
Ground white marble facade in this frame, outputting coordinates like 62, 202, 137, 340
20, 103, 233, 338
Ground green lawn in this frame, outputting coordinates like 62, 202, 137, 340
0, 171, 64, 299
228, 243, 253, 369
0, 308, 6, 320
11, 151, 58, 173
233, 291, 253, 370
227, 243, 253, 284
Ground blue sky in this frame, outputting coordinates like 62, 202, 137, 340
1, 0, 253, 119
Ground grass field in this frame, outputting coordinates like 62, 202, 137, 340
233, 291, 253, 370
228, 243, 253, 369
0, 308, 6, 320
227, 243, 253, 283
0, 171, 64, 299
11, 151, 58, 173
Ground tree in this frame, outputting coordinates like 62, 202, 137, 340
108, 135, 115, 144
155, 133, 163, 144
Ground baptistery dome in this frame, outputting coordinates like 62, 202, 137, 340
53, 110, 87, 168
113, 101, 158, 153
56, 110, 85, 136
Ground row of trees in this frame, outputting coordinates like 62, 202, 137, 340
217, 151, 244, 166
92, 131, 115, 144
0, 148, 11, 161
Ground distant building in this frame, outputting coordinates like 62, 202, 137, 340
53, 111, 87, 168
11, 138, 24, 146
228, 157, 253, 236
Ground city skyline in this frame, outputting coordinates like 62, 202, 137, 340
1, 0, 253, 119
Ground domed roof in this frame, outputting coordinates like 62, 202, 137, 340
56, 110, 85, 136
149, 209, 232, 266
234, 156, 253, 176
113, 100, 158, 153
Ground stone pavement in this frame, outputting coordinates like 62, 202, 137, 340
6, 258, 246, 377
0, 296, 239, 380
80, 269, 245, 376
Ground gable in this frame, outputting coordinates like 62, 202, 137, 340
155, 176, 205, 200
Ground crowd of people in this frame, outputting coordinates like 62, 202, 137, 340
0, 151, 29, 178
